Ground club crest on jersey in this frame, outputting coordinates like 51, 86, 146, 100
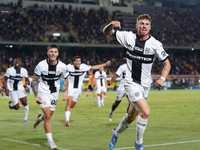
58, 71, 61, 75
161, 51, 167, 57
134, 92, 139, 97
145, 48, 150, 53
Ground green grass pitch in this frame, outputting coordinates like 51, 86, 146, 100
0, 89, 200, 150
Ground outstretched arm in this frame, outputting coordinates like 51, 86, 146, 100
109, 74, 119, 85
103, 21, 121, 37
155, 58, 171, 87
91, 61, 111, 70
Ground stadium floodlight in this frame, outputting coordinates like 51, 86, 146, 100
53, 33, 60, 36
191, 48, 194, 51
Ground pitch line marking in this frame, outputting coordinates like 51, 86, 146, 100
114, 139, 200, 150
0, 138, 70, 150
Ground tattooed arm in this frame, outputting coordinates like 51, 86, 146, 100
32, 74, 42, 104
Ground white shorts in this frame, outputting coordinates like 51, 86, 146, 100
68, 88, 81, 103
115, 90, 126, 101
124, 80, 150, 103
9, 89, 27, 105
38, 92, 59, 111
96, 86, 107, 94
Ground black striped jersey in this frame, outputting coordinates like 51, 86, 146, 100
66, 63, 91, 89
94, 71, 107, 87
4, 66, 28, 91
115, 31, 169, 87
34, 59, 67, 93
116, 63, 127, 85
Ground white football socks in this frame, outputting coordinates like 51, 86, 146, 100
136, 115, 148, 144
23, 105, 29, 120
115, 116, 130, 137
46, 133, 53, 143
65, 111, 71, 122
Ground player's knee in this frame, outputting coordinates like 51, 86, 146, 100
44, 113, 51, 120
142, 110, 150, 119
14, 105, 20, 110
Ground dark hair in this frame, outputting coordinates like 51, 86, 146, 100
73, 56, 81, 61
47, 44, 59, 51
14, 57, 21, 62
137, 14, 152, 23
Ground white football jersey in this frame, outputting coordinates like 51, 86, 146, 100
4, 66, 28, 91
66, 63, 91, 90
34, 59, 67, 93
116, 31, 169, 87
116, 63, 127, 85
95, 71, 107, 87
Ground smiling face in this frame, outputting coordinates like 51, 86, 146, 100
73, 58, 81, 69
14, 58, 21, 69
47, 47, 59, 61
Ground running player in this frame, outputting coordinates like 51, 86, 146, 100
32, 44, 68, 149
3, 58, 30, 124
85, 70, 95, 100
103, 14, 171, 150
94, 67, 108, 108
63, 56, 111, 126
108, 63, 127, 122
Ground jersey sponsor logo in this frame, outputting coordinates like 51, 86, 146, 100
42, 76, 61, 81
9, 76, 23, 81
126, 51, 153, 62
69, 72, 85, 76
48, 71, 56, 74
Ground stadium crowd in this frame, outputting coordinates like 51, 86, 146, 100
1, 2, 200, 46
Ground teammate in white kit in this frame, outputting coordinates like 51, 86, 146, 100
32, 44, 68, 149
103, 14, 171, 150
63, 56, 111, 126
3, 58, 30, 124
108, 63, 127, 122
94, 67, 108, 107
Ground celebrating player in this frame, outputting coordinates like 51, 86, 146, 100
103, 14, 171, 150
32, 44, 68, 149
63, 56, 111, 126
3, 58, 30, 124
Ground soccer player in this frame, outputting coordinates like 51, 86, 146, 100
108, 63, 127, 122
32, 44, 68, 149
3, 58, 30, 124
63, 56, 111, 126
94, 67, 108, 108
85, 70, 95, 100
103, 14, 171, 150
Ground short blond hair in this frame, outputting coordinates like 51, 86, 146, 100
137, 14, 152, 23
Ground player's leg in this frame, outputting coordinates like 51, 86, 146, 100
42, 107, 57, 149
65, 96, 72, 126
20, 96, 29, 124
101, 90, 107, 107
8, 91, 20, 110
85, 86, 90, 99
92, 87, 96, 99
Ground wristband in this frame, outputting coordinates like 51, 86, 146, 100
160, 77, 165, 81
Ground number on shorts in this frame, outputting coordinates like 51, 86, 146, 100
51, 100, 57, 106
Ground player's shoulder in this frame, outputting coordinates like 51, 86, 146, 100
149, 35, 162, 45
37, 59, 47, 66
21, 67, 28, 71
57, 60, 67, 67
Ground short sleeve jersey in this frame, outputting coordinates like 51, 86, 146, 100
115, 31, 169, 87
34, 59, 67, 93
95, 71, 107, 87
116, 63, 127, 85
4, 66, 28, 91
66, 63, 91, 90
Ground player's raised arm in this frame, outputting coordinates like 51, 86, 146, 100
91, 60, 111, 70
103, 21, 121, 37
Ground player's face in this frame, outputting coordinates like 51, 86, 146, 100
73, 58, 81, 69
14, 59, 21, 68
47, 48, 59, 61
136, 19, 151, 37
